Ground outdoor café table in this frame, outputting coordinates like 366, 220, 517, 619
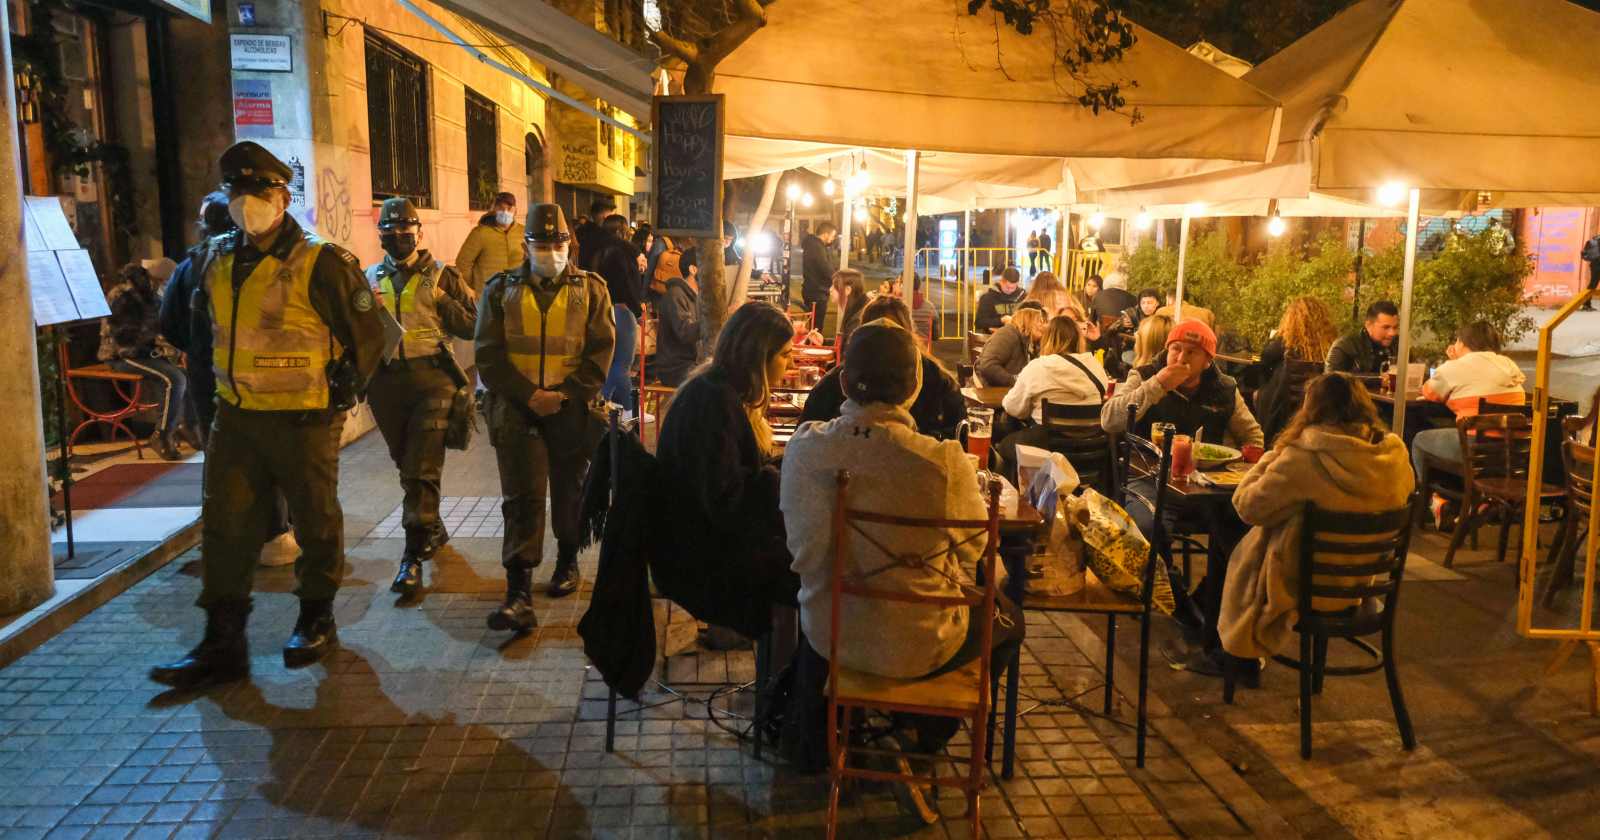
1122, 435, 1249, 676
961, 385, 1009, 411
992, 494, 1048, 779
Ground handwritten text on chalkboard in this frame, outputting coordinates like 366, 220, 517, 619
653, 95, 724, 238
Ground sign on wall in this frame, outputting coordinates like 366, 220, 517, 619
232, 78, 274, 137
651, 95, 723, 238
230, 34, 293, 72
1523, 207, 1593, 306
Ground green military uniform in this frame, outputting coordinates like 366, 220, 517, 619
197, 212, 386, 606
478, 262, 614, 566
364, 251, 476, 560
477, 260, 614, 612
152, 142, 387, 688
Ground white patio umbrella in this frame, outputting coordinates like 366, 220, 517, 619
1087, 0, 1600, 437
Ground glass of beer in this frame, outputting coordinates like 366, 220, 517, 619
966, 409, 993, 468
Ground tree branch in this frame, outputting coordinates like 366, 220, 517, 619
703, 0, 767, 65
650, 28, 699, 65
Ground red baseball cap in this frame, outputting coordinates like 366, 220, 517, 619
1165, 319, 1217, 357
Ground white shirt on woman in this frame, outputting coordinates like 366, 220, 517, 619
1003, 352, 1110, 424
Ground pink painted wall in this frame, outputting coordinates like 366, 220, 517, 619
1521, 207, 1599, 306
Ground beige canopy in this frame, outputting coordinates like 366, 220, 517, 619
1097, 0, 1600, 211
713, 0, 1281, 164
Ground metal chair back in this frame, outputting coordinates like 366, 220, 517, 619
1040, 399, 1117, 497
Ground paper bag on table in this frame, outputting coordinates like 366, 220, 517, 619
1019, 445, 1079, 522
1072, 488, 1176, 615
1020, 450, 1086, 597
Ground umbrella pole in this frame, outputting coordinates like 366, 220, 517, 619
902, 150, 919, 305
1391, 188, 1421, 438
963, 208, 972, 332
840, 196, 853, 271
1174, 211, 1191, 323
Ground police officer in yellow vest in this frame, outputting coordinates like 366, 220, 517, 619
477, 203, 614, 631
366, 198, 477, 595
151, 142, 387, 689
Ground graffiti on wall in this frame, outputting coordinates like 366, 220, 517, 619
317, 167, 352, 244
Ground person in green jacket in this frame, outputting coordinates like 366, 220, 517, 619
455, 192, 525, 294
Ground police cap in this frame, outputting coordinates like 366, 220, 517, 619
377, 197, 421, 231
525, 203, 572, 244
219, 141, 292, 191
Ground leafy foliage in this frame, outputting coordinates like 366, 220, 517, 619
967, 0, 1141, 120
1125, 229, 1533, 360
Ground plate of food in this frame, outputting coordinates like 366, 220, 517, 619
1192, 442, 1242, 470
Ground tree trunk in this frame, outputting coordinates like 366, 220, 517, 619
733, 171, 782, 309
684, 61, 726, 360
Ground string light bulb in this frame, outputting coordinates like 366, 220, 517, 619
1267, 215, 1287, 237
1088, 213, 1106, 230
785, 183, 800, 202
1133, 210, 1153, 231
1376, 181, 1408, 207
822, 179, 836, 196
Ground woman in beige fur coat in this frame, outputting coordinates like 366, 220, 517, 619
1219, 374, 1416, 659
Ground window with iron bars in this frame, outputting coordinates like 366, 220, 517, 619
365, 33, 433, 207
465, 87, 499, 211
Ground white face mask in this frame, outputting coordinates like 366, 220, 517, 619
495, 210, 514, 227
527, 244, 568, 279
229, 195, 283, 238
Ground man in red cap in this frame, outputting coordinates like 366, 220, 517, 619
1101, 318, 1263, 680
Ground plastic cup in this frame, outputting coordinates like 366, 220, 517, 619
1241, 444, 1264, 463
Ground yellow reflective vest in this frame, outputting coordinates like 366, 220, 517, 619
208, 236, 337, 411
502, 275, 591, 390
366, 259, 447, 360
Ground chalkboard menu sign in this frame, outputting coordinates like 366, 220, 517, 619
652, 94, 724, 238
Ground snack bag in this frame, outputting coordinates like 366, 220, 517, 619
1071, 488, 1175, 614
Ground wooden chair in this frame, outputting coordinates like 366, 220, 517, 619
965, 330, 990, 365
1017, 432, 1174, 769
635, 385, 675, 450
1444, 414, 1565, 568
1039, 399, 1118, 498
824, 470, 1002, 839
1224, 495, 1422, 759
60, 342, 160, 458
1542, 436, 1593, 606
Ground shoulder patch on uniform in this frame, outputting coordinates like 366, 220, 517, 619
353, 288, 375, 312
323, 243, 359, 266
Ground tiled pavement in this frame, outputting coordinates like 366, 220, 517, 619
0, 433, 1256, 839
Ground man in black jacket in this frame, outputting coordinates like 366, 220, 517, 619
799, 221, 838, 330
974, 267, 1027, 331
1325, 300, 1399, 374
595, 214, 645, 411
575, 196, 616, 271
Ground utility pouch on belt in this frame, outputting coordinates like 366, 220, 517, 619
326, 358, 360, 412
437, 341, 476, 450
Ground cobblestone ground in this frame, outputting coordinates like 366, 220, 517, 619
0, 434, 1253, 839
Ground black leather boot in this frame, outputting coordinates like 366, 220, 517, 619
391, 552, 423, 595
488, 567, 538, 632
546, 543, 581, 598
282, 599, 338, 667
150, 599, 251, 689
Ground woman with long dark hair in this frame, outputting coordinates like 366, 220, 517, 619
831, 268, 869, 358
653, 302, 800, 644
1219, 373, 1414, 661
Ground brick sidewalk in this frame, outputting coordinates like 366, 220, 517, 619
0, 432, 1258, 839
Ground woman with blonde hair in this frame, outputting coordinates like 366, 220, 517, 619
1131, 314, 1174, 368
976, 302, 1048, 387
1252, 296, 1339, 442
1025, 270, 1073, 317
655, 302, 801, 646
996, 315, 1111, 471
